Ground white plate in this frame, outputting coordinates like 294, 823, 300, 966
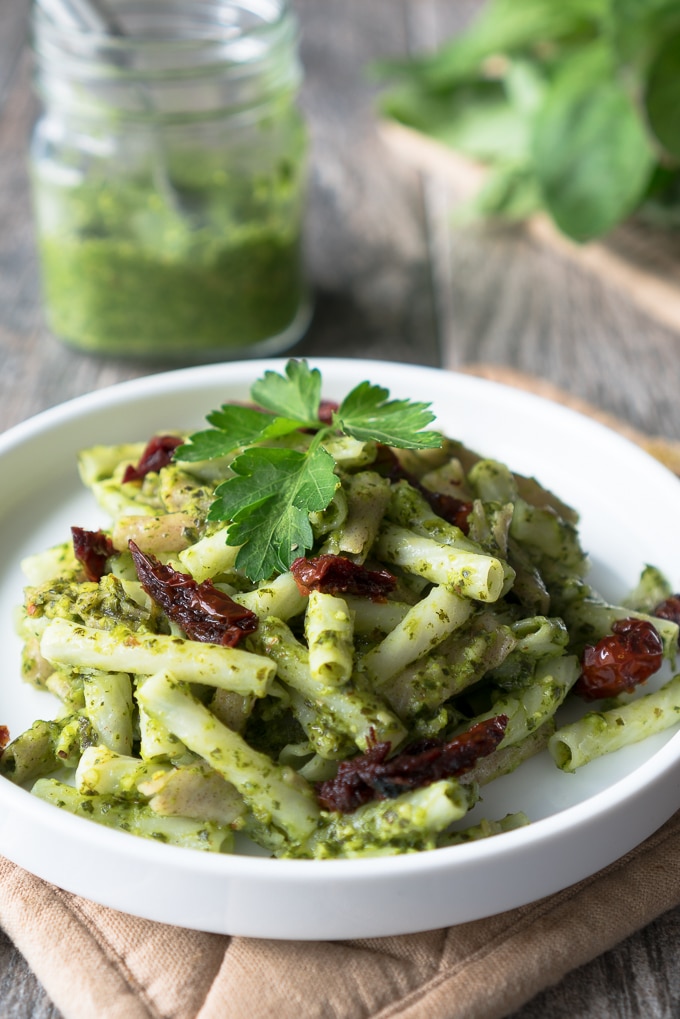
1, 357, 679, 940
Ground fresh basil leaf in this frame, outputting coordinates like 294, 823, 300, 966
250, 359, 322, 426
377, 0, 605, 91
381, 79, 531, 163
467, 163, 541, 222
504, 58, 547, 118
638, 166, 680, 229
609, 0, 680, 62
645, 30, 680, 160
533, 52, 655, 240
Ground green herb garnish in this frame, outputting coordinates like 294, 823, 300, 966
177, 360, 442, 582
375, 0, 680, 242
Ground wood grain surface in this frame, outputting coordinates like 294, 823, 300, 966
1, 1, 679, 1016
381, 119, 680, 337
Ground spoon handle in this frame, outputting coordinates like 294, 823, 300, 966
39, 0, 125, 35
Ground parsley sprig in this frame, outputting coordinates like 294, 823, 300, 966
176, 360, 442, 581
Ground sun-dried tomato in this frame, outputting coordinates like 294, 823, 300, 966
574, 617, 664, 700
653, 595, 680, 626
422, 490, 473, 532
0, 725, 9, 751
371, 444, 407, 482
71, 526, 115, 582
316, 715, 508, 813
318, 400, 339, 424
122, 435, 183, 483
129, 541, 258, 646
290, 554, 396, 600
317, 741, 391, 813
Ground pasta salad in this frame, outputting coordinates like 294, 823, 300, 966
2, 360, 679, 859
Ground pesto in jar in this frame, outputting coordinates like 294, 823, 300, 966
33, 147, 309, 359
29, 0, 310, 361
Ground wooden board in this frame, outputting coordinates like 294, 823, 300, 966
380, 120, 680, 337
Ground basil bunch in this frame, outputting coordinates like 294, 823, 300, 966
376, 0, 680, 242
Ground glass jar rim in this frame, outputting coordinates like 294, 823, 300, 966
33, 0, 292, 47
31, 0, 297, 84
31, 0, 302, 121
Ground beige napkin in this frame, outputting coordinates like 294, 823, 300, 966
2, 366, 680, 1019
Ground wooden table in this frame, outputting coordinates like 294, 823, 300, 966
1, 1, 679, 1016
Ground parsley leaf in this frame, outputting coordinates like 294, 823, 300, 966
250, 360, 322, 425
181, 359, 444, 582
209, 445, 339, 581
336, 380, 442, 448
176, 406, 301, 462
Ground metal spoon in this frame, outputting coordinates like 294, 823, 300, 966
39, 0, 196, 221
39, 0, 125, 38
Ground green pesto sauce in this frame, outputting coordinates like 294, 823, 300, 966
33, 147, 308, 358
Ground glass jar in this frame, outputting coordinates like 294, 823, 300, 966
29, 0, 311, 360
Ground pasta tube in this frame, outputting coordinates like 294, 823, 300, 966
111, 513, 196, 554
40, 618, 275, 697
376, 523, 505, 602
320, 471, 391, 561
177, 526, 241, 582
439, 812, 530, 847
82, 670, 134, 756
234, 571, 307, 621
304, 590, 354, 688
360, 585, 474, 687
383, 620, 515, 717
476, 655, 581, 748
549, 673, 680, 772
252, 617, 406, 752
467, 459, 518, 504
560, 591, 679, 661
297, 779, 477, 859
343, 596, 410, 636
0, 717, 89, 785
386, 481, 515, 593
135, 669, 320, 846
32, 778, 235, 852
75, 745, 170, 799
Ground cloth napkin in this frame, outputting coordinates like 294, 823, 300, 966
2, 365, 680, 1019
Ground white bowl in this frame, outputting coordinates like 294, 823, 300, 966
0, 358, 678, 939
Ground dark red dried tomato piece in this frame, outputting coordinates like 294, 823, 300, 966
574, 617, 664, 701
290, 554, 396, 600
300, 401, 339, 434
122, 435, 183, 483
71, 526, 115, 582
129, 541, 258, 646
318, 400, 339, 424
653, 595, 680, 626
422, 491, 473, 532
0, 725, 9, 751
317, 741, 391, 813
316, 715, 508, 813
371, 444, 407, 482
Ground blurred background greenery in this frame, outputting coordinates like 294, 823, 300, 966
375, 0, 680, 242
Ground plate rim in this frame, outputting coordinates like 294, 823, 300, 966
1, 356, 679, 936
